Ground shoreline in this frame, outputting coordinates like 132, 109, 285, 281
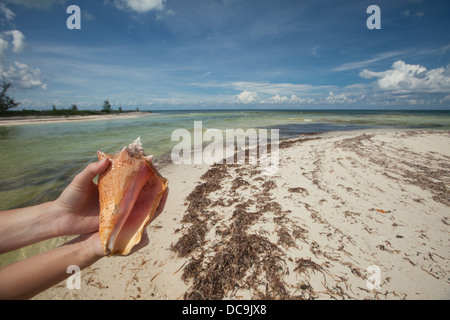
0, 111, 155, 126
31, 128, 450, 299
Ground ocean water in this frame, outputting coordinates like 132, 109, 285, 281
0, 109, 449, 265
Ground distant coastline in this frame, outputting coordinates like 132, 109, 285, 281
0, 110, 154, 126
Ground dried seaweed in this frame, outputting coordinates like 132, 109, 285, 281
294, 258, 323, 276
279, 136, 321, 149
231, 177, 250, 192
172, 142, 319, 300
171, 222, 207, 257
259, 201, 282, 213
276, 227, 296, 249
288, 187, 309, 195
292, 225, 308, 241
184, 233, 287, 300
201, 164, 230, 181
172, 163, 229, 257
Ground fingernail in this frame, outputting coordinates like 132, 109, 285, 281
98, 158, 109, 166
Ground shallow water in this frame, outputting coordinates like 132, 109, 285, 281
0, 109, 449, 266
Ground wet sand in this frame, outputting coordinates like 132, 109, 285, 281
33, 129, 450, 300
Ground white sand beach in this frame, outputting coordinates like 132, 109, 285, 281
33, 129, 450, 300
0, 112, 153, 127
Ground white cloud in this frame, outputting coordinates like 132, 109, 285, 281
230, 81, 323, 95
193, 80, 331, 96
333, 50, 406, 72
0, 61, 46, 90
236, 90, 257, 103
262, 94, 315, 104
267, 94, 289, 103
193, 81, 341, 105
0, 27, 45, 91
111, 0, 164, 13
360, 60, 450, 93
0, 3, 16, 21
4, 30, 26, 53
325, 92, 365, 104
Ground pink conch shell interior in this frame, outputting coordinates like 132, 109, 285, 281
97, 137, 168, 256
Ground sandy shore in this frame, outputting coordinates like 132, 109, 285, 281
33, 129, 450, 300
0, 112, 153, 126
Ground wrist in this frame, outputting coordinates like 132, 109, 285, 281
79, 233, 105, 261
47, 200, 67, 237
24, 201, 63, 241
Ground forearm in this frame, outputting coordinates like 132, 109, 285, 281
0, 201, 60, 254
0, 233, 103, 300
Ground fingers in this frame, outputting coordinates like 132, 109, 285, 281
72, 158, 111, 187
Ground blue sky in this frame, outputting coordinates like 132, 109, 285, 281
1, 0, 450, 110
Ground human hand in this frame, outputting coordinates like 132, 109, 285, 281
53, 158, 111, 237
73, 186, 169, 258
54, 158, 169, 256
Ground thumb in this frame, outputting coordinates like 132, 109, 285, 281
72, 158, 110, 187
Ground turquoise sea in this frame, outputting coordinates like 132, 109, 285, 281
1, 109, 450, 265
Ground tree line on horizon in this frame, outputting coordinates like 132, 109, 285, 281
0, 82, 140, 116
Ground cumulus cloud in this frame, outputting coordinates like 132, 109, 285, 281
325, 92, 365, 104
261, 94, 315, 104
360, 60, 450, 93
266, 94, 290, 103
3, 30, 26, 53
110, 0, 164, 13
0, 61, 46, 90
236, 90, 257, 103
0, 30, 45, 90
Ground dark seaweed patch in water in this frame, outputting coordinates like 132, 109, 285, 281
0, 126, 16, 139
270, 123, 374, 140
0, 163, 74, 192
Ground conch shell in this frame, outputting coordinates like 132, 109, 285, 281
97, 137, 168, 256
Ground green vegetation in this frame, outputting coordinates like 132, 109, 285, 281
0, 82, 20, 114
0, 94, 148, 118
0, 108, 144, 118
102, 99, 112, 113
